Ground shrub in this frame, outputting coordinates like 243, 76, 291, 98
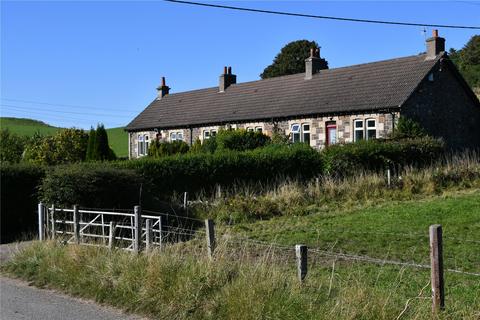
215, 129, 271, 152
148, 140, 190, 158
389, 118, 427, 140
0, 163, 45, 243
24, 128, 88, 165
190, 137, 218, 154
0, 129, 27, 164
39, 164, 154, 209
117, 143, 322, 196
322, 137, 445, 176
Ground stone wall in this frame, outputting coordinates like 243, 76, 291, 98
401, 61, 480, 149
128, 112, 396, 158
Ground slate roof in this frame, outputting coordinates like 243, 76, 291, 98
126, 53, 442, 131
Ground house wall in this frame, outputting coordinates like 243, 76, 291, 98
401, 62, 480, 149
128, 112, 396, 159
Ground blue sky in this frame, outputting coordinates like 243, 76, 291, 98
1, 1, 479, 129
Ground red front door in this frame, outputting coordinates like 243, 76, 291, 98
326, 122, 337, 146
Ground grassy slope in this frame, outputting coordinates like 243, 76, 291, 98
3, 190, 480, 319
0, 117, 128, 158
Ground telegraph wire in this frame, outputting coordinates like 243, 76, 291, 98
1, 98, 139, 113
164, 0, 480, 30
0, 104, 135, 118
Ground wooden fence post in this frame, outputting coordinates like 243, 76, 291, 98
430, 224, 445, 313
38, 203, 45, 241
51, 205, 56, 239
134, 205, 141, 253
296, 244, 308, 282
73, 205, 80, 244
145, 219, 152, 253
183, 192, 188, 209
205, 219, 215, 258
108, 221, 116, 250
387, 168, 391, 187
158, 216, 163, 250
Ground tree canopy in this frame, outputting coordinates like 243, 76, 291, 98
449, 35, 480, 90
260, 40, 328, 79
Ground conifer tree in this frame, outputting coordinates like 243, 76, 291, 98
86, 126, 96, 161
94, 124, 111, 160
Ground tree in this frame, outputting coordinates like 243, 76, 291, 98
0, 129, 27, 163
260, 40, 328, 79
390, 118, 427, 140
93, 124, 114, 161
449, 35, 480, 89
85, 127, 96, 161
23, 129, 88, 165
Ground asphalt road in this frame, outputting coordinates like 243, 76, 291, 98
0, 242, 146, 320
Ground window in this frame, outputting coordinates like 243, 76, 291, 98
255, 127, 263, 133
291, 124, 301, 143
291, 123, 310, 144
366, 119, 376, 140
428, 73, 434, 82
137, 134, 149, 156
354, 119, 364, 142
170, 131, 184, 141
203, 129, 217, 140
246, 127, 254, 132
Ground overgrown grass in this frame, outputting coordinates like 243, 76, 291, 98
192, 152, 480, 223
3, 239, 479, 319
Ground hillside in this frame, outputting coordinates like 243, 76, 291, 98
0, 117, 128, 158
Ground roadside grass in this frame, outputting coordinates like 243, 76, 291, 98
2, 238, 479, 320
2, 190, 480, 319
0, 117, 128, 158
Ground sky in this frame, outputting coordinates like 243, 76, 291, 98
1, 0, 479, 129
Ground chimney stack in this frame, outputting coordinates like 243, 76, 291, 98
305, 47, 325, 80
219, 66, 236, 92
426, 29, 445, 60
156, 77, 170, 99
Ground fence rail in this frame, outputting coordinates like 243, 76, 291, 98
37, 202, 479, 315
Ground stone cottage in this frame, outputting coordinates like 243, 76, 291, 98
126, 30, 480, 158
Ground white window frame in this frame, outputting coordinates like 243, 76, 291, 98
366, 119, 377, 140
137, 134, 149, 156
354, 119, 364, 142
255, 126, 263, 133
203, 129, 217, 140
246, 127, 254, 132
291, 123, 310, 143
170, 131, 184, 141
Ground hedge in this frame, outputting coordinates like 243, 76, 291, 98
0, 164, 45, 243
39, 164, 157, 209
117, 143, 323, 195
322, 137, 445, 176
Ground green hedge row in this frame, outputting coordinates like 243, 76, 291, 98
0, 164, 45, 243
322, 137, 445, 176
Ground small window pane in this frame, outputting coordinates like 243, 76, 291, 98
293, 132, 301, 143
355, 121, 363, 128
211, 130, 217, 137
177, 132, 184, 140
302, 124, 310, 132
355, 130, 364, 141
303, 132, 310, 144
367, 129, 376, 140
291, 124, 300, 132
170, 132, 177, 140
247, 127, 254, 132
367, 120, 376, 128
204, 131, 210, 139
255, 127, 262, 133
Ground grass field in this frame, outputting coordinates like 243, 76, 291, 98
3, 190, 479, 319
0, 117, 128, 158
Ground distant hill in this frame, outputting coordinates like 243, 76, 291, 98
0, 117, 128, 158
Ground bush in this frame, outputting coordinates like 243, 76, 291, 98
118, 143, 322, 196
389, 118, 427, 140
24, 128, 88, 165
39, 164, 155, 209
322, 137, 445, 176
0, 129, 27, 164
148, 140, 190, 158
215, 129, 271, 152
0, 163, 45, 243
190, 137, 217, 154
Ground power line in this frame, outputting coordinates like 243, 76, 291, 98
1, 98, 140, 113
0, 104, 135, 118
164, 0, 480, 30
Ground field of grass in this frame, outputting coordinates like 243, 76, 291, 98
2, 190, 479, 319
0, 117, 128, 158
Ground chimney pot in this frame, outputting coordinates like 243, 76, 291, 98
228, 66, 232, 75
433, 29, 439, 37
161, 76, 166, 86
224, 66, 228, 74
309, 48, 314, 58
